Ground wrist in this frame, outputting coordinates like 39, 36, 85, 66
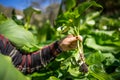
54, 41, 63, 53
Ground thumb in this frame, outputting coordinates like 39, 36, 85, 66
76, 36, 83, 42
69, 37, 78, 43
68, 36, 83, 43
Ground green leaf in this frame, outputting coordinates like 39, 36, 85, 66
111, 72, 120, 80
103, 53, 117, 66
93, 30, 115, 38
99, 17, 120, 28
11, 9, 24, 25
84, 36, 119, 53
23, 6, 41, 22
86, 12, 100, 20
23, 6, 41, 30
90, 30, 120, 48
0, 13, 7, 24
0, 54, 30, 80
68, 66, 80, 77
86, 20, 95, 26
47, 76, 60, 80
38, 20, 55, 43
75, 1, 103, 16
86, 51, 105, 65
89, 64, 113, 80
63, 0, 76, 11
0, 19, 39, 53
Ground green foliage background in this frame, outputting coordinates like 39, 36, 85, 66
0, 0, 120, 80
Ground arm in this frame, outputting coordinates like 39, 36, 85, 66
0, 35, 62, 74
0, 34, 82, 74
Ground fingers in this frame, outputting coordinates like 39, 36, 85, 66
66, 34, 74, 38
59, 34, 83, 51
68, 35, 83, 43
66, 34, 83, 42
69, 43, 77, 49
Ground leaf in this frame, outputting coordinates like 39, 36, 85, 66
86, 20, 95, 26
0, 19, 39, 53
11, 9, 24, 25
37, 20, 55, 43
86, 11, 100, 20
0, 13, 7, 24
90, 30, 120, 49
75, 1, 103, 16
99, 17, 120, 28
93, 30, 115, 38
23, 6, 41, 23
63, 0, 76, 11
86, 51, 105, 65
102, 53, 116, 66
111, 72, 120, 80
0, 54, 30, 80
89, 64, 113, 80
68, 67, 80, 77
47, 76, 60, 80
23, 6, 41, 30
92, 30, 115, 43
84, 36, 119, 53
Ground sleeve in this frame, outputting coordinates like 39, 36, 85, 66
0, 34, 63, 74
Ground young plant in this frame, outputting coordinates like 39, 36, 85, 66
74, 25, 88, 73
56, 1, 103, 73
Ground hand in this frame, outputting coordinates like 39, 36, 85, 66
58, 34, 83, 51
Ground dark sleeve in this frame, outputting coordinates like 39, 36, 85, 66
0, 34, 62, 74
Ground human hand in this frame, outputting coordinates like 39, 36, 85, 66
58, 34, 83, 51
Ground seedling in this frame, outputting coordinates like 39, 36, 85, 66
75, 27, 88, 73
56, 1, 103, 73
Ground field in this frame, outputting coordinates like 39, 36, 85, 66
0, 0, 120, 80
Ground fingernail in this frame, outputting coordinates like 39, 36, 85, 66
76, 36, 83, 41
76, 36, 78, 39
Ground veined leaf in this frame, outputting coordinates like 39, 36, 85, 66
90, 30, 120, 47
92, 30, 115, 37
86, 51, 105, 65
0, 19, 39, 53
75, 1, 103, 16
84, 36, 119, 53
102, 53, 116, 66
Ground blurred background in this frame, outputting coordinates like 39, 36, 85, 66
0, 0, 120, 27
0, 0, 62, 26
0, 0, 120, 80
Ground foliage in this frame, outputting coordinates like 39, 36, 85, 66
23, 6, 41, 30
0, 0, 120, 80
0, 54, 30, 80
0, 18, 41, 53
0, 7, 43, 53
30, 0, 120, 80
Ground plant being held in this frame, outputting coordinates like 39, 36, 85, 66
55, 1, 103, 73
59, 34, 88, 73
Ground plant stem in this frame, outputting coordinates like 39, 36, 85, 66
74, 25, 88, 73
